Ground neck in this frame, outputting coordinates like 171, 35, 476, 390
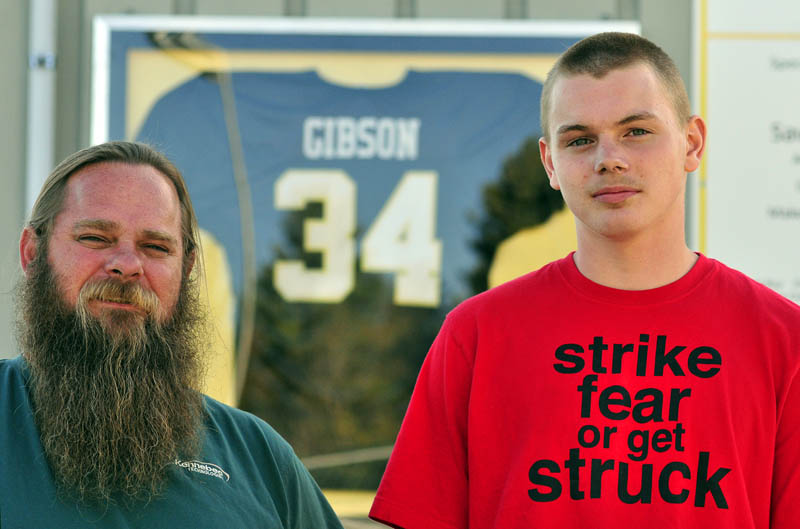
573, 222, 698, 291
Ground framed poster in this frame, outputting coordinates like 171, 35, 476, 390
694, 0, 800, 303
92, 16, 639, 488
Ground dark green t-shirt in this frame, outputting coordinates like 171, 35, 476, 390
0, 356, 344, 528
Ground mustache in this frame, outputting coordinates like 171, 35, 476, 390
78, 279, 161, 316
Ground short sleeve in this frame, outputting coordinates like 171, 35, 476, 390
771, 367, 800, 529
280, 449, 344, 529
370, 313, 474, 529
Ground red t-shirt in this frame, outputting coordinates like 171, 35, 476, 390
370, 253, 800, 529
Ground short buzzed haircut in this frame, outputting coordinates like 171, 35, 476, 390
540, 32, 691, 140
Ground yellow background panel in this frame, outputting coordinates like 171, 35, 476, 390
195, 229, 237, 406
488, 208, 577, 288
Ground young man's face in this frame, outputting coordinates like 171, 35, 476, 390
23, 162, 187, 324
539, 63, 704, 245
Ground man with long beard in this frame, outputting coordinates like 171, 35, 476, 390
0, 141, 343, 528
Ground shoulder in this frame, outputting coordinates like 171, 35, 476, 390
704, 258, 800, 369
0, 357, 35, 430
200, 398, 307, 485
201, 396, 296, 459
432, 257, 567, 352
0, 355, 22, 372
449, 256, 566, 324
200, 398, 342, 528
707, 257, 800, 320
0, 357, 11, 378
0, 356, 28, 389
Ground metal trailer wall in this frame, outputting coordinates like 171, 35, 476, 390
0, 0, 692, 359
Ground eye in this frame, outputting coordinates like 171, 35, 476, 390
628, 128, 650, 137
77, 234, 109, 245
567, 137, 592, 147
144, 244, 170, 254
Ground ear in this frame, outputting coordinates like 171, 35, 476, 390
20, 227, 39, 278
684, 115, 706, 173
539, 136, 561, 190
184, 249, 197, 279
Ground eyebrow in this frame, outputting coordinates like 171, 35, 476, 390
555, 124, 589, 136
617, 112, 658, 125
142, 230, 178, 246
72, 219, 178, 246
555, 112, 660, 136
72, 219, 118, 232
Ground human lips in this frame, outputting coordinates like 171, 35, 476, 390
92, 298, 144, 313
97, 297, 134, 306
592, 186, 640, 204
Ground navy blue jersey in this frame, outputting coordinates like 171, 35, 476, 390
137, 69, 542, 305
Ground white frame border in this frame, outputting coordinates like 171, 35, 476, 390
90, 16, 640, 145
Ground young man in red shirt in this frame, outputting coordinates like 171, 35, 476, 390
370, 32, 800, 529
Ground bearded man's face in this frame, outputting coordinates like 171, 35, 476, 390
17, 163, 206, 504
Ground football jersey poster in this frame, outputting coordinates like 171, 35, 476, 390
92, 16, 638, 474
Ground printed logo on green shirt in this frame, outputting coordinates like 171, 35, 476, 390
174, 459, 231, 482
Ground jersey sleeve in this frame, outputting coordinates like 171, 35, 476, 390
771, 366, 800, 529
370, 311, 474, 529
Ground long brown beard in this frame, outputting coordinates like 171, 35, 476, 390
17, 250, 207, 505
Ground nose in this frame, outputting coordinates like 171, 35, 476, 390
594, 140, 629, 174
104, 246, 143, 280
